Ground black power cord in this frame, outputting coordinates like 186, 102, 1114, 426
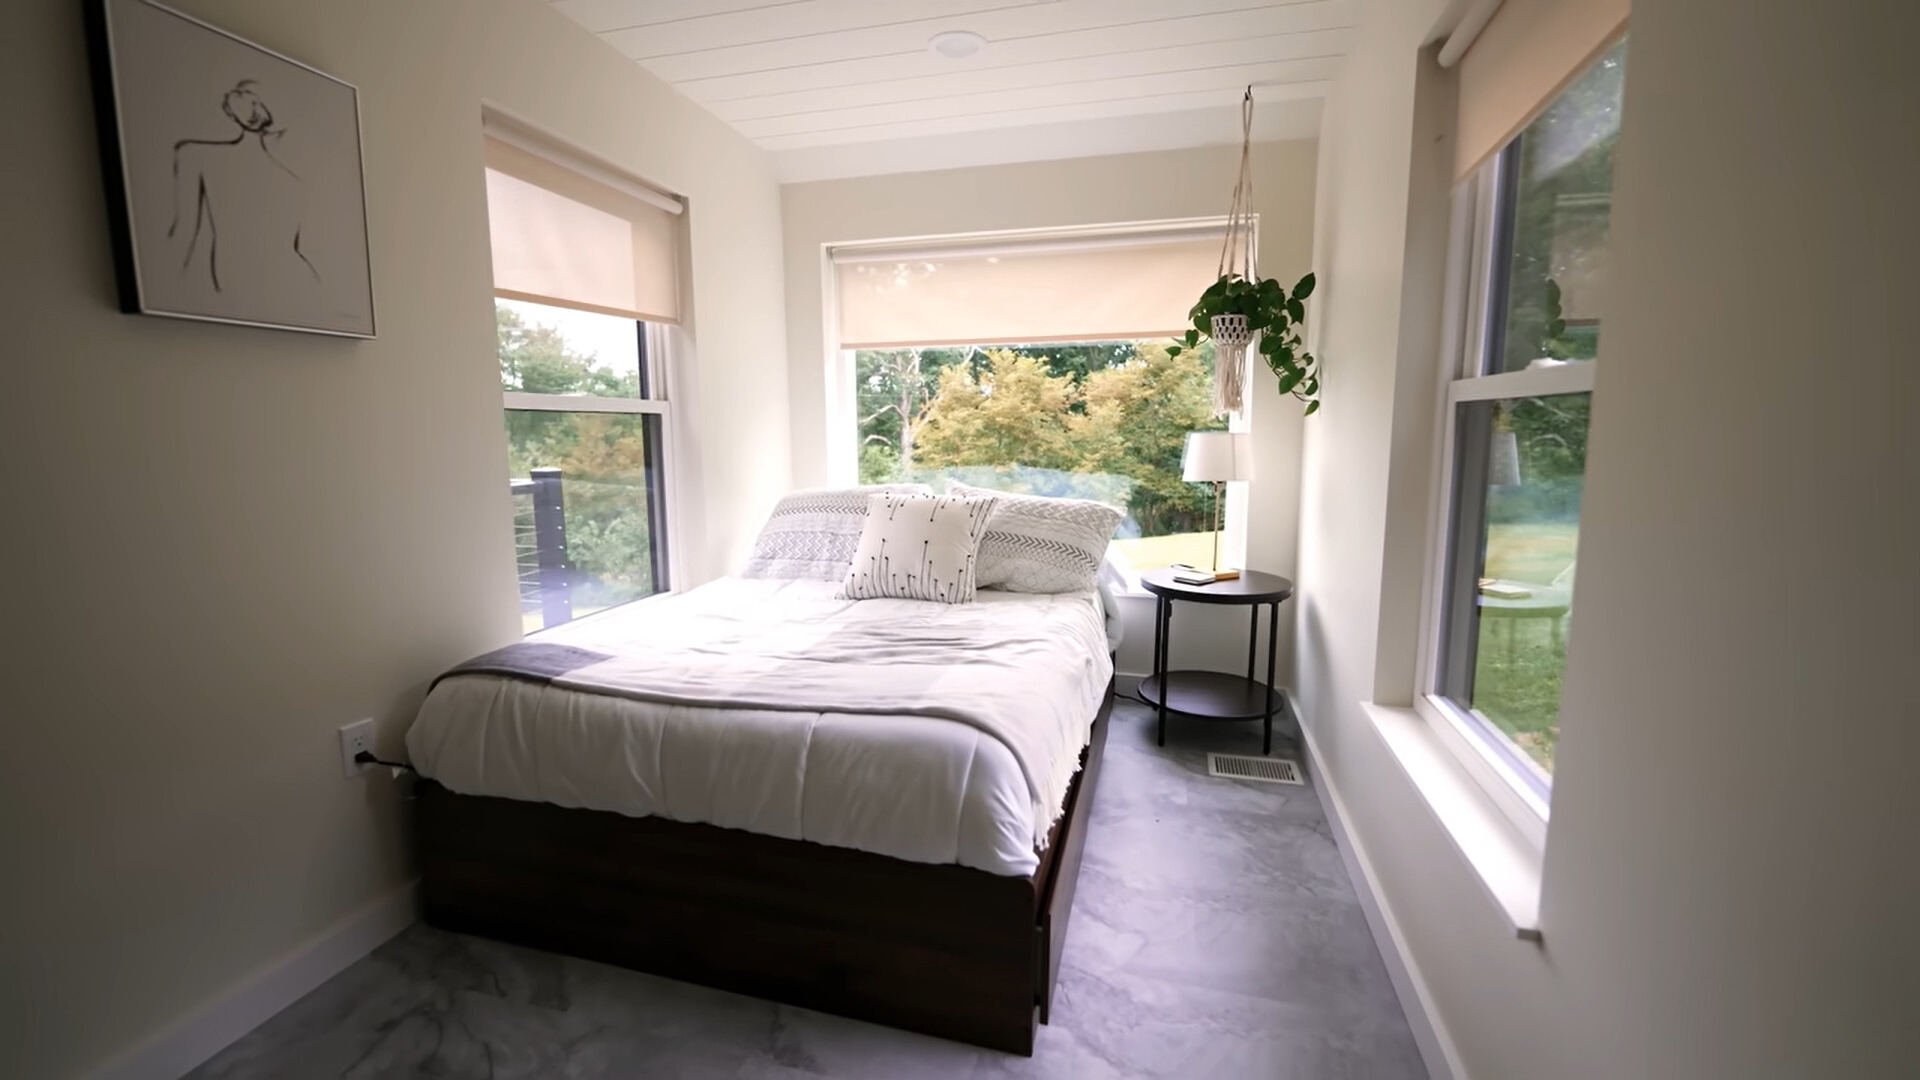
354, 750, 416, 772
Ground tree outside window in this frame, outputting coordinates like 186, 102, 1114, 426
855, 339, 1226, 568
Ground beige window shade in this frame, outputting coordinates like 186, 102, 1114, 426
833, 231, 1228, 349
1455, 0, 1629, 180
483, 135, 682, 324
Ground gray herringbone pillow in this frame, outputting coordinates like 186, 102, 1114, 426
740, 484, 932, 581
946, 481, 1124, 594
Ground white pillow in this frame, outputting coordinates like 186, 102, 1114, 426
841, 493, 996, 603
740, 484, 932, 581
946, 481, 1124, 594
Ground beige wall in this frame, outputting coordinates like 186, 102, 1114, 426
1299, 0, 1919, 1077
781, 145, 1318, 679
0, 1, 789, 1076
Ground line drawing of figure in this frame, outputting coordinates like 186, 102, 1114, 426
168, 79, 321, 296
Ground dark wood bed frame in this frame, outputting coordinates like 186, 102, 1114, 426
414, 678, 1114, 1055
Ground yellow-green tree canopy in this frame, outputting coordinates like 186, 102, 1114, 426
904, 343, 1224, 536
916, 350, 1078, 472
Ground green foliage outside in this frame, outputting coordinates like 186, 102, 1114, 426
856, 340, 1226, 538
498, 305, 658, 623
1468, 40, 1625, 774
1474, 522, 1578, 772
1494, 39, 1624, 375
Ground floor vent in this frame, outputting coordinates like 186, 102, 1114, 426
1208, 753, 1303, 785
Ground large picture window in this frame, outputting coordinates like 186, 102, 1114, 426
833, 224, 1240, 572
853, 339, 1225, 571
483, 123, 682, 633
1422, 38, 1625, 819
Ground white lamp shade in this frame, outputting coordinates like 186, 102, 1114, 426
1182, 431, 1255, 483
1488, 430, 1522, 487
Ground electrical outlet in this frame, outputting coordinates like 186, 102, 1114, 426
339, 718, 375, 779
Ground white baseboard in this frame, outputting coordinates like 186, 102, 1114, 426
1300, 727, 1465, 1080
88, 881, 419, 1080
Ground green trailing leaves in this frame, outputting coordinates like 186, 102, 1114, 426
1541, 278, 1572, 358
1182, 270, 1323, 414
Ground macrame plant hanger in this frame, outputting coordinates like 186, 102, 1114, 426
1212, 86, 1259, 416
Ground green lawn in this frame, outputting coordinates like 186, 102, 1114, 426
1482, 522, 1579, 584
1472, 521, 1578, 773
1108, 531, 1217, 572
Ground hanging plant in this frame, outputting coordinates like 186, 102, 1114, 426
1167, 88, 1322, 416
1169, 272, 1319, 414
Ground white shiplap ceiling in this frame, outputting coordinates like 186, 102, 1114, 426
548, 0, 1354, 181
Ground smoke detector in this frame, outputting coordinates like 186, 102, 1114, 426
928, 30, 987, 60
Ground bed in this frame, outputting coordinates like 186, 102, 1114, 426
406, 573, 1118, 1054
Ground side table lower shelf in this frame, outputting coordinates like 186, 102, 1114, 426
1138, 671, 1287, 753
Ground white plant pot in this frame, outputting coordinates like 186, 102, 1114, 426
1210, 312, 1252, 348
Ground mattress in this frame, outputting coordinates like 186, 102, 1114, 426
406, 579, 1114, 877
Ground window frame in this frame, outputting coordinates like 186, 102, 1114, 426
1413, 148, 1598, 849
499, 313, 682, 627
820, 218, 1255, 582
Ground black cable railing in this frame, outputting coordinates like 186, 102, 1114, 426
508, 467, 570, 629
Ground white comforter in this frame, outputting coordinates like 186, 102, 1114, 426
406, 577, 1113, 876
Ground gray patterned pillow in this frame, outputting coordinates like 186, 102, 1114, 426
740, 484, 932, 581
841, 493, 996, 604
947, 481, 1124, 594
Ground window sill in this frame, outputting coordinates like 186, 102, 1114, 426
1361, 702, 1544, 941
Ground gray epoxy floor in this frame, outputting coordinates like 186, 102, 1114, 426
188, 700, 1425, 1079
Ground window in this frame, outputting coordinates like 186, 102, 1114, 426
832, 224, 1242, 573
483, 122, 683, 633
853, 340, 1226, 571
1421, 39, 1625, 819
499, 300, 669, 633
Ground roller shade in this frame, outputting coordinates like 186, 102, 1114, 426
483, 133, 682, 324
833, 229, 1228, 349
1454, 0, 1629, 180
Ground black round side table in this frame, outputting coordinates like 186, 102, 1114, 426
1138, 568, 1296, 755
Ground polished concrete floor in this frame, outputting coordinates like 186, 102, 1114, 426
188, 699, 1425, 1079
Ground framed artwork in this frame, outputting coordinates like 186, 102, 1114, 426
86, 0, 375, 338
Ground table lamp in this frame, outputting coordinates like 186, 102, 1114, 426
1181, 431, 1255, 578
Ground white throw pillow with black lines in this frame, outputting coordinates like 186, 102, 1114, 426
739, 484, 933, 581
946, 481, 1125, 594
840, 493, 996, 604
